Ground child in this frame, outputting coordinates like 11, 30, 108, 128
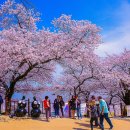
89, 100, 98, 130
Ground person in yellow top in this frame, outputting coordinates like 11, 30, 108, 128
88, 100, 98, 130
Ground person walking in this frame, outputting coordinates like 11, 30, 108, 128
98, 96, 113, 130
76, 96, 82, 120
89, 100, 99, 130
43, 96, 50, 121
91, 95, 99, 127
59, 96, 65, 117
54, 95, 60, 118
69, 95, 76, 119
0, 95, 3, 115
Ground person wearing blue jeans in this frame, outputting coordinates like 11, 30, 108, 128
98, 96, 113, 130
76, 96, 82, 119
77, 107, 82, 119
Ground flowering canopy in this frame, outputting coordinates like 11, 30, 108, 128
0, 0, 101, 99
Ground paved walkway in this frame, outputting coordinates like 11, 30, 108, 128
0, 116, 130, 130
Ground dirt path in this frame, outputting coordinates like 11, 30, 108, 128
0, 116, 129, 130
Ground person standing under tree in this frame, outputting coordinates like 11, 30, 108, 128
43, 96, 50, 121
59, 96, 65, 117
76, 96, 82, 120
69, 96, 76, 119
54, 95, 60, 118
0, 95, 3, 115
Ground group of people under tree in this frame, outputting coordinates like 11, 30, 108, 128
43, 95, 65, 121
43, 95, 82, 121
0, 93, 114, 130
41, 94, 114, 130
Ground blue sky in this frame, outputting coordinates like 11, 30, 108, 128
29, 0, 122, 29
0, 0, 130, 56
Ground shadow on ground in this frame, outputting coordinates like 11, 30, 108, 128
73, 121, 90, 130
75, 122, 90, 127
32, 118, 50, 122
73, 128, 89, 130
74, 121, 101, 130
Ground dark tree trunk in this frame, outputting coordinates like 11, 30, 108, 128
124, 90, 130, 105
119, 81, 130, 105
5, 82, 15, 115
5, 95, 12, 115
109, 96, 114, 105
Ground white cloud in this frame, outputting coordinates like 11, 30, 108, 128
96, 0, 130, 57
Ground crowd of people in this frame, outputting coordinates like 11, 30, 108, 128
43, 95, 65, 121
43, 95, 113, 130
0, 94, 113, 130
43, 95, 82, 121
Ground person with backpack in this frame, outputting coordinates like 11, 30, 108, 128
43, 96, 50, 121
59, 96, 65, 117
0, 95, 3, 115
91, 95, 99, 127
89, 100, 99, 130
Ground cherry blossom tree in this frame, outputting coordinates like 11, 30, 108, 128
0, 0, 39, 30
53, 53, 103, 101
103, 49, 130, 105
54, 49, 130, 105
0, 1, 101, 113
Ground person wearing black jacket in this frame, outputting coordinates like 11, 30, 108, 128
59, 96, 65, 117
69, 96, 76, 119
54, 95, 60, 117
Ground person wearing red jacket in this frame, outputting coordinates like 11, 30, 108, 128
43, 96, 50, 121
